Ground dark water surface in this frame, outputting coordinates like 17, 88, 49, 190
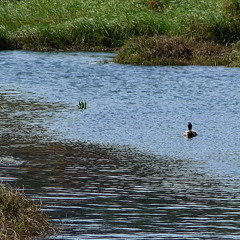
0, 51, 240, 239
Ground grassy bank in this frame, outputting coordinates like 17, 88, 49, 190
0, 184, 54, 240
114, 35, 234, 66
1, 0, 240, 65
0, 0, 167, 50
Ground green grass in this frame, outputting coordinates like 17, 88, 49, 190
0, 184, 55, 239
0, 0, 168, 50
0, 0, 236, 48
1, 0, 240, 65
163, 0, 240, 44
78, 100, 87, 110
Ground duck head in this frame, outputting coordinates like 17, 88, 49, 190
188, 122, 192, 130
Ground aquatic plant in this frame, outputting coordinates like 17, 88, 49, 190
0, 184, 55, 239
78, 100, 87, 110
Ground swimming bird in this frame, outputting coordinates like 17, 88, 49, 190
183, 122, 197, 138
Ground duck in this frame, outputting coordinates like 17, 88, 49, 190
183, 122, 197, 138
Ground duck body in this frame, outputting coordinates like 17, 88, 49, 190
183, 130, 197, 138
183, 122, 197, 138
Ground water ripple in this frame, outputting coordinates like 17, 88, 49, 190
0, 51, 240, 239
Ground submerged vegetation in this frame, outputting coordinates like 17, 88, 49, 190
0, 184, 54, 240
1, 0, 240, 65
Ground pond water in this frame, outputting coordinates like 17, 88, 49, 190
0, 51, 240, 239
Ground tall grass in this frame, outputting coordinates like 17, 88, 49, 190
0, 0, 168, 50
0, 184, 55, 239
163, 0, 240, 44
0, 25, 9, 49
0, 0, 240, 51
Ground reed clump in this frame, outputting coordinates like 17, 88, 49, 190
0, 184, 55, 240
114, 35, 230, 66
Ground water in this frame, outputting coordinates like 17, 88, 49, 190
0, 50, 240, 239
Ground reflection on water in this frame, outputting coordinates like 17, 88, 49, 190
0, 51, 240, 239
1, 140, 240, 240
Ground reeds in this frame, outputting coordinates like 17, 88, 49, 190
0, 184, 55, 240
114, 35, 230, 66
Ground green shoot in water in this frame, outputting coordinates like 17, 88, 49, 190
78, 100, 87, 110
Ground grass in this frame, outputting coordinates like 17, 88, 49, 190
0, 184, 55, 240
165, 0, 240, 44
1, 0, 240, 65
114, 35, 231, 66
0, 0, 168, 50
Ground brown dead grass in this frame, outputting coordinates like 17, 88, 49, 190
0, 184, 55, 240
114, 35, 231, 66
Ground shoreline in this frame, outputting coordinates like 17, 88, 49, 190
1, 37, 239, 67
1, 0, 240, 67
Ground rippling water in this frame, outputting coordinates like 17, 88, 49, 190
0, 51, 240, 239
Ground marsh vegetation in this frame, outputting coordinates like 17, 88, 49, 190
1, 0, 240, 66
114, 35, 231, 66
0, 184, 55, 240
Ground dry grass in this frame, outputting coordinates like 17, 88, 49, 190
114, 35, 231, 66
0, 184, 55, 240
